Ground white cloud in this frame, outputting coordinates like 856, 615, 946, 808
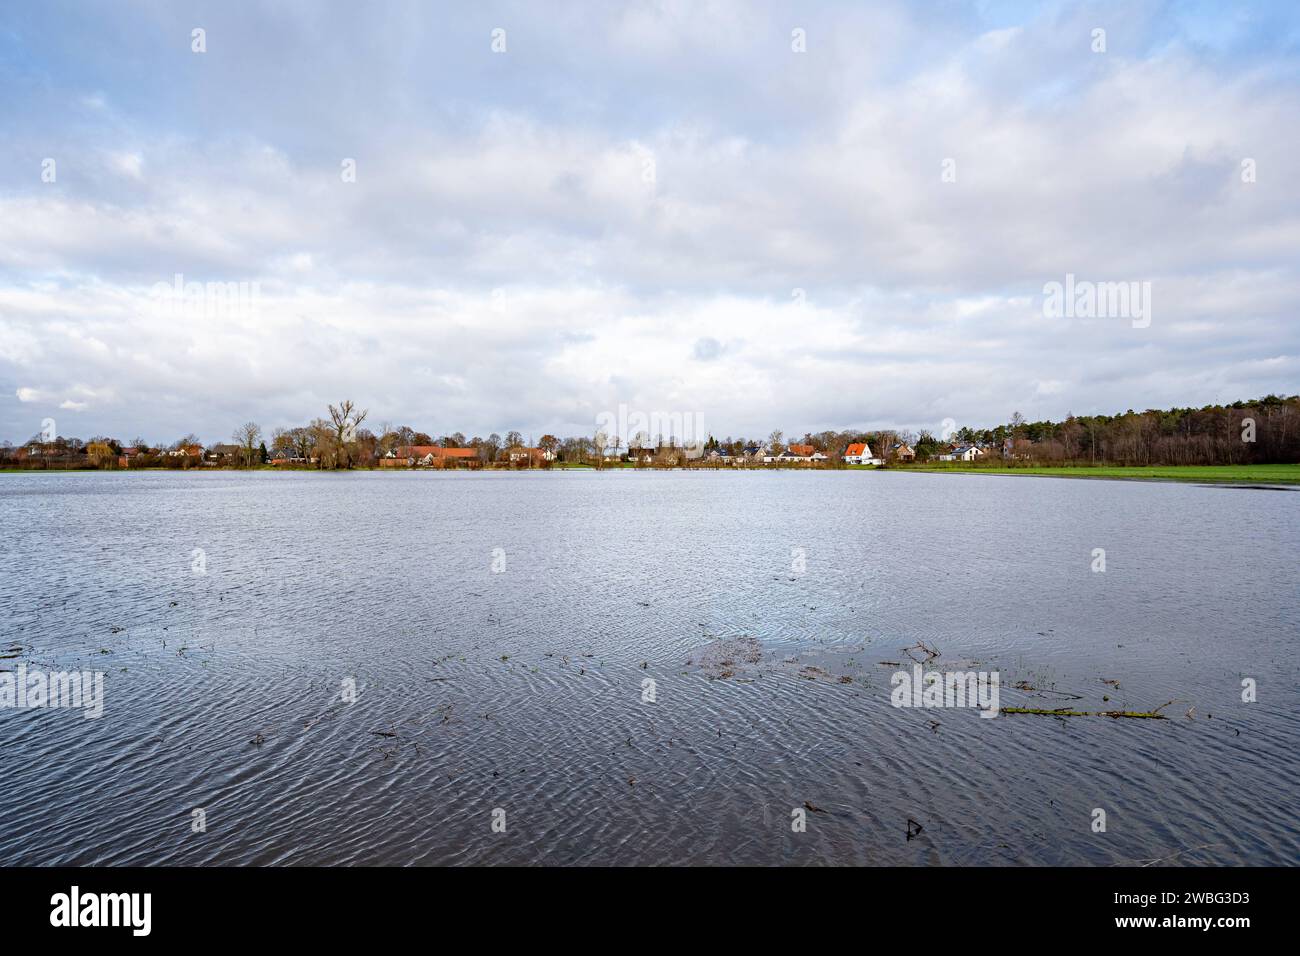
108, 151, 144, 180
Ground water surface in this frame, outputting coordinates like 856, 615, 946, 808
1, 470, 1296, 865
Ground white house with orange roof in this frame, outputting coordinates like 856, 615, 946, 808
844, 441, 880, 465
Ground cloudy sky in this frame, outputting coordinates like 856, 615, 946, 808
1, 0, 1297, 445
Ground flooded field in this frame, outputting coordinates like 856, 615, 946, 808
1, 469, 1297, 865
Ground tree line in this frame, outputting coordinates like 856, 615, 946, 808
6, 394, 1297, 469
947, 395, 1299, 466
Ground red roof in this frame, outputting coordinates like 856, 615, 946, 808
846, 442, 868, 456
398, 445, 440, 458
787, 444, 814, 456
398, 445, 477, 459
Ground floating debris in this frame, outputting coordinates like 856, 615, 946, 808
691, 635, 763, 680
902, 640, 940, 663
1001, 703, 1171, 720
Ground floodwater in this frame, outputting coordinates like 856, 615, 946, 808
1, 469, 1297, 865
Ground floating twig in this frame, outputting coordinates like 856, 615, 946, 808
1001, 706, 1167, 719
902, 640, 940, 663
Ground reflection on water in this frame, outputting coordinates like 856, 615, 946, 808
1, 470, 1297, 865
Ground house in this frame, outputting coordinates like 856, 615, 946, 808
767, 443, 816, 463
434, 447, 480, 462
844, 442, 881, 465
168, 444, 203, 458
505, 446, 551, 466
1002, 437, 1035, 460
704, 449, 733, 463
387, 445, 479, 466
423, 447, 478, 466
393, 444, 438, 461
891, 443, 915, 462
741, 444, 766, 462
206, 443, 241, 464
951, 444, 979, 462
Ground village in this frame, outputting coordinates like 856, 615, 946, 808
4, 394, 1293, 472
1, 431, 1000, 470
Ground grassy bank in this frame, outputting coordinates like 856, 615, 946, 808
895, 463, 1300, 484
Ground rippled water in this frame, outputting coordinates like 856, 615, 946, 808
1, 470, 1297, 865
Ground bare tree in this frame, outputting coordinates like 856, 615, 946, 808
232, 422, 261, 467
326, 400, 369, 469
308, 417, 335, 468
376, 420, 395, 456
291, 426, 314, 461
